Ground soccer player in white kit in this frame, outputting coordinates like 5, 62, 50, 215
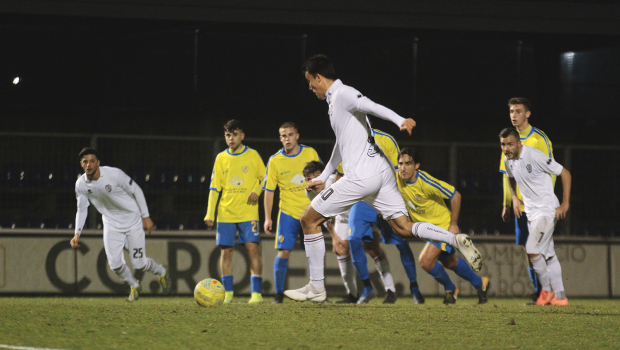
284, 54, 482, 302
70, 147, 170, 301
500, 128, 571, 305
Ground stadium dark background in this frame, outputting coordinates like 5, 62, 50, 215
1, 1, 620, 145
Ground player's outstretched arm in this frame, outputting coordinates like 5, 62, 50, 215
555, 168, 572, 220
356, 98, 415, 135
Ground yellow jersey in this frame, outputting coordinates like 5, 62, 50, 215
264, 145, 320, 220
205, 145, 266, 223
336, 129, 400, 174
499, 124, 555, 212
397, 170, 454, 230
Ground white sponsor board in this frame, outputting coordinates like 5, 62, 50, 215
0, 231, 616, 297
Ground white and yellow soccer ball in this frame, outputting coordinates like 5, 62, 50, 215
194, 278, 226, 307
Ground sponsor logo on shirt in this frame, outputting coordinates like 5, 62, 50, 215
289, 174, 305, 185
547, 159, 552, 165
526, 164, 532, 173
280, 171, 290, 176
105, 184, 112, 192
228, 176, 244, 186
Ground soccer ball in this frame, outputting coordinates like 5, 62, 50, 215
194, 278, 226, 307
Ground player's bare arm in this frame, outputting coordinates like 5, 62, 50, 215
555, 168, 572, 220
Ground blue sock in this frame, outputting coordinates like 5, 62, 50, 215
453, 257, 482, 290
274, 256, 288, 294
429, 262, 455, 291
251, 276, 262, 294
222, 275, 233, 292
396, 242, 418, 284
528, 266, 541, 294
349, 238, 369, 280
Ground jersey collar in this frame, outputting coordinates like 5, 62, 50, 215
226, 145, 247, 156
326, 79, 343, 104
519, 124, 534, 140
281, 145, 303, 158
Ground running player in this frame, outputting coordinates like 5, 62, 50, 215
285, 54, 481, 302
204, 119, 266, 304
499, 97, 554, 304
263, 122, 321, 303
500, 127, 571, 306
71, 147, 170, 301
397, 147, 490, 304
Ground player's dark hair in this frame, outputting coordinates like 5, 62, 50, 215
508, 97, 532, 112
223, 119, 243, 133
499, 127, 520, 140
302, 54, 337, 80
279, 121, 298, 132
303, 161, 325, 177
78, 147, 99, 161
398, 147, 420, 164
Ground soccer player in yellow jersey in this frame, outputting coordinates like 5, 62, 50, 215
204, 120, 266, 304
397, 147, 490, 304
499, 97, 554, 304
263, 122, 320, 303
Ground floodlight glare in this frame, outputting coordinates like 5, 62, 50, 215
13, 77, 20, 85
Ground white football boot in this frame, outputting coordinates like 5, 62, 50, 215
284, 283, 326, 302
453, 234, 482, 272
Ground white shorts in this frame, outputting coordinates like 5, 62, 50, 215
333, 216, 350, 241
311, 168, 407, 221
103, 221, 148, 270
525, 216, 556, 259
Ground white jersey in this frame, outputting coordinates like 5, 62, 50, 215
75, 166, 150, 233
316, 79, 406, 184
504, 145, 564, 221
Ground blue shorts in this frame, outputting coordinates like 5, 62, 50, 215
515, 212, 529, 246
349, 201, 405, 245
275, 211, 304, 251
216, 221, 260, 246
427, 241, 455, 257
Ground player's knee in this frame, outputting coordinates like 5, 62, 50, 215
418, 256, 434, 272
132, 258, 147, 270
443, 256, 458, 270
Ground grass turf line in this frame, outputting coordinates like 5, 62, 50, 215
1, 297, 619, 349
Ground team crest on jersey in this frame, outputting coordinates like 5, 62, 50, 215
367, 143, 380, 158
242, 166, 249, 173
87, 189, 92, 194
526, 164, 532, 173
105, 184, 112, 192
289, 174, 305, 185
228, 176, 244, 186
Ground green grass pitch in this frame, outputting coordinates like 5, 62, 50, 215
1, 297, 619, 349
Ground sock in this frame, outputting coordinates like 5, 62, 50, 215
142, 258, 166, 276
362, 279, 372, 288
349, 238, 370, 280
374, 253, 395, 292
410, 282, 421, 296
429, 262, 455, 291
546, 255, 566, 298
251, 275, 262, 294
528, 266, 542, 295
412, 222, 455, 245
222, 275, 234, 292
395, 242, 418, 285
304, 232, 325, 289
114, 264, 139, 288
337, 254, 358, 296
530, 254, 551, 292
274, 256, 288, 294
453, 257, 483, 290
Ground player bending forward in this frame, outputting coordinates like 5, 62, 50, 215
500, 128, 571, 306
71, 147, 170, 301
285, 54, 481, 302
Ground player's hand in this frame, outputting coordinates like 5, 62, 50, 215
447, 223, 460, 235
555, 203, 570, 220
143, 217, 154, 234
501, 206, 511, 222
264, 218, 273, 235
247, 192, 259, 205
306, 179, 323, 192
70, 233, 80, 249
204, 220, 214, 230
511, 197, 523, 219
400, 118, 416, 136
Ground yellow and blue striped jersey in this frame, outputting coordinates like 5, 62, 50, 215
336, 129, 399, 174
397, 170, 454, 230
264, 145, 320, 220
205, 145, 266, 223
499, 124, 555, 211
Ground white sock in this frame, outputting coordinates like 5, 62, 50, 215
143, 258, 166, 276
337, 254, 357, 296
304, 232, 325, 289
412, 222, 455, 245
546, 255, 566, 298
374, 252, 395, 292
114, 264, 139, 288
530, 254, 551, 292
